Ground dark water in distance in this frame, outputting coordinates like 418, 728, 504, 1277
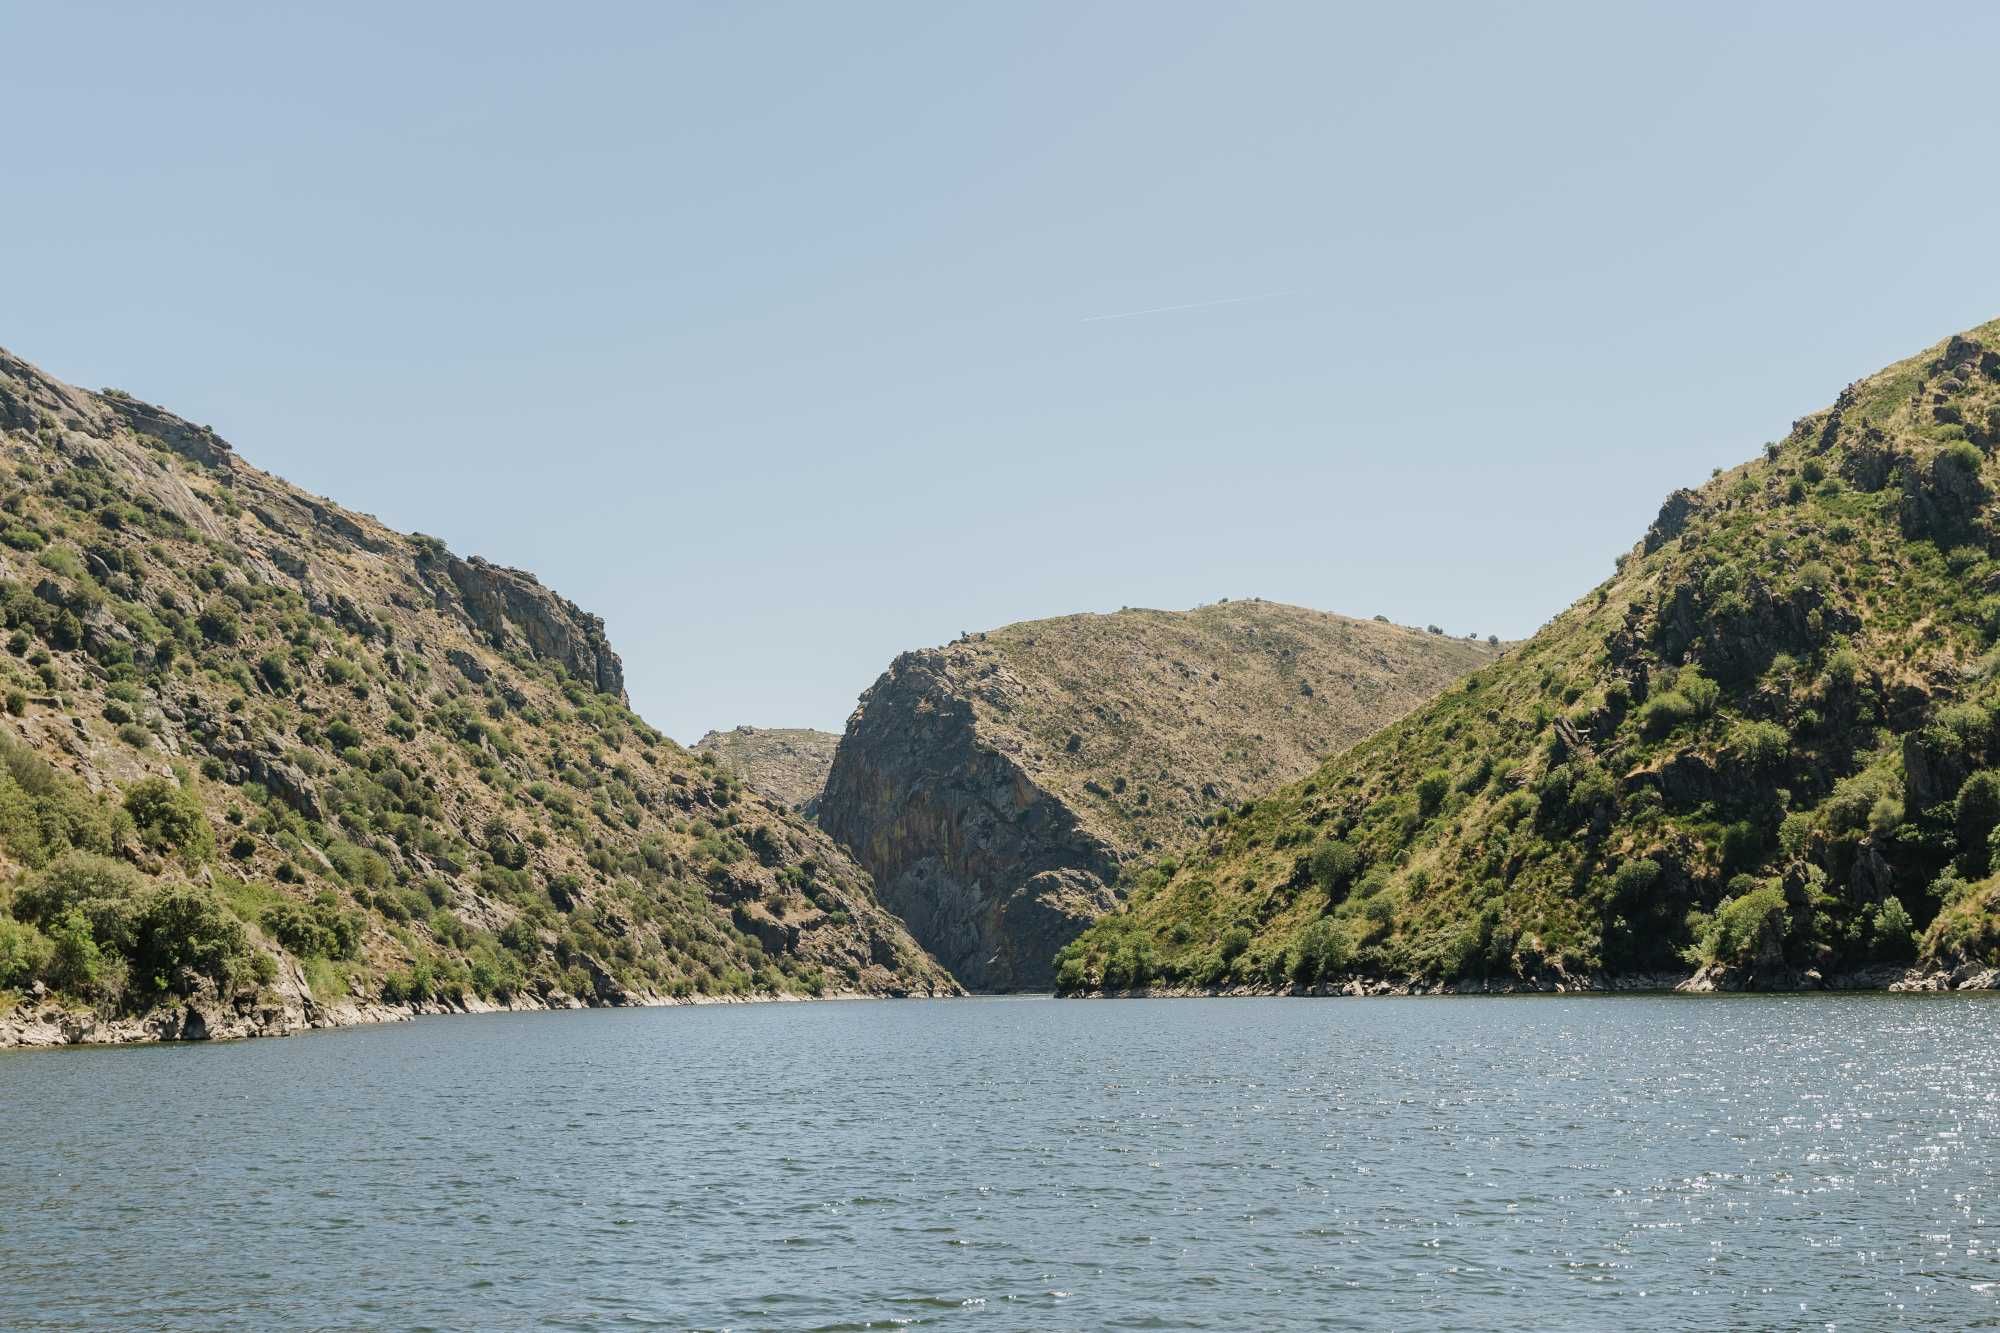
4, 995, 1999, 1331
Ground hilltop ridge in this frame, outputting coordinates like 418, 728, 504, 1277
0, 347, 954, 1045
690, 726, 840, 812
1060, 319, 2000, 997
818, 600, 1500, 989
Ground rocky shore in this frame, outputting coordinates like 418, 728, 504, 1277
0, 975, 947, 1050
1067, 962, 2000, 1000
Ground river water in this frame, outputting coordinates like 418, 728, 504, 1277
3, 993, 1997, 1330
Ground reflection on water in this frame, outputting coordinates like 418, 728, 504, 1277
4, 993, 1997, 1330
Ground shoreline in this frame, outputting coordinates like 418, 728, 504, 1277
13, 961, 1997, 1049
1060, 961, 2000, 1000
0, 980, 957, 1052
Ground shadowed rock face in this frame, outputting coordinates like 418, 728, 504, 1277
819, 660, 1121, 989
819, 604, 1501, 990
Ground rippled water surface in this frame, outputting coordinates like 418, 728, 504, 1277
4, 994, 2000, 1330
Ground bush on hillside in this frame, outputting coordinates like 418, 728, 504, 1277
1288, 918, 1351, 985
0, 914, 52, 988
122, 777, 213, 861
1955, 771, 2000, 874
130, 884, 254, 997
1308, 839, 1360, 897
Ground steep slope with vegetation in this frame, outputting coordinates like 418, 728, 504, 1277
819, 602, 1500, 989
1059, 320, 2000, 996
690, 726, 839, 812
0, 348, 953, 1045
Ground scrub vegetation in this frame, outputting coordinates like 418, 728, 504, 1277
1059, 320, 2000, 994
0, 347, 952, 1036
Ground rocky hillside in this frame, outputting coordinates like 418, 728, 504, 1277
817, 602, 1500, 989
690, 726, 839, 812
0, 347, 954, 1046
1059, 319, 2000, 997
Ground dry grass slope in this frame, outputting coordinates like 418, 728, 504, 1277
818, 600, 1499, 989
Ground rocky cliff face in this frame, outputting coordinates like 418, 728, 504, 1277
818, 603, 1501, 989
690, 726, 839, 812
0, 346, 955, 1046
436, 554, 625, 700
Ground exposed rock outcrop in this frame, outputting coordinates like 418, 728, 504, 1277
435, 554, 626, 700
819, 603, 1502, 989
691, 726, 841, 812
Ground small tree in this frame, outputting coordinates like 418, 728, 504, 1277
123, 777, 213, 861
1871, 897, 1917, 962
1955, 771, 2000, 875
1288, 919, 1352, 985
131, 885, 252, 997
1308, 840, 1361, 897
1416, 769, 1451, 819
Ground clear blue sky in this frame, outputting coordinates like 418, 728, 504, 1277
4, 3, 1996, 741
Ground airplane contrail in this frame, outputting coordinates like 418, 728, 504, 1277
1079, 289, 1297, 323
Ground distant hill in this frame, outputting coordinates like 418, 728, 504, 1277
817, 601, 1500, 989
1060, 319, 2000, 997
0, 347, 954, 1046
691, 726, 840, 812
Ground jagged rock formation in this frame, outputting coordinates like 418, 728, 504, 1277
436, 554, 625, 700
818, 603, 1501, 989
690, 726, 839, 812
0, 346, 955, 1046
1059, 318, 2000, 998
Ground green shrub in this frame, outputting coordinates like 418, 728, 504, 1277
1679, 669, 1721, 718
0, 736, 129, 867
326, 840, 391, 890
122, 777, 213, 861
1308, 840, 1360, 897
1870, 896, 1917, 962
1639, 691, 1697, 738
13, 851, 146, 935
1416, 770, 1451, 819
130, 884, 253, 997
1491, 791, 1535, 828
1940, 438, 1985, 484
259, 895, 363, 960
1729, 720, 1790, 769
1824, 768, 1900, 834
1288, 919, 1352, 984
197, 605, 240, 644
0, 914, 52, 987
43, 907, 109, 993
1608, 858, 1662, 902
1951, 768, 2000, 851
1695, 882, 1787, 966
